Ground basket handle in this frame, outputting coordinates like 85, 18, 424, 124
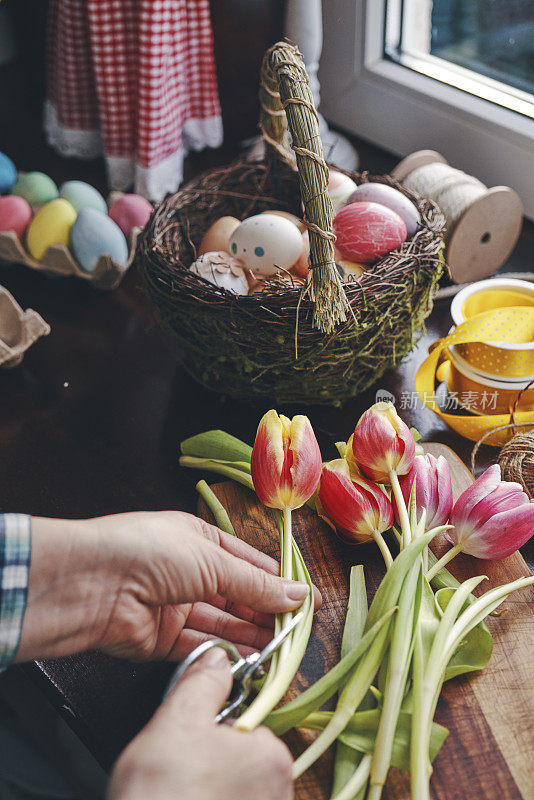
259, 41, 351, 334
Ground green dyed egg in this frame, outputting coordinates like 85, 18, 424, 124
59, 180, 107, 214
26, 198, 77, 260
12, 172, 58, 206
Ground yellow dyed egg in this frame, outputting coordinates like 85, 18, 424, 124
199, 216, 240, 256
26, 198, 77, 261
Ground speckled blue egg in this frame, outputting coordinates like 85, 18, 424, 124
0, 152, 17, 194
70, 208, 129, 273
59, 180, 107, 214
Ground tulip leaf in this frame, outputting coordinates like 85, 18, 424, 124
180, 430, 252, 463
333, 567, 371, 800
264, 608, 395, 736
435, 588, 494, 680
301, 709, 448, 771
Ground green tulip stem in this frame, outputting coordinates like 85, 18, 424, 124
372, 531, 393, 571
179, 456, 254, 490
195, 480, 236, 536
389, 469, 411, 548
411, 575, 534, 800
280, 506, 295, 662
367, 560, 421, 800
425, 544, 463, 582
330, 755, 372, 800
292, 634, 389, 778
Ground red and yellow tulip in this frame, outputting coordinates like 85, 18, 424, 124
251, 410, 322, 510
351, 402, 415, 484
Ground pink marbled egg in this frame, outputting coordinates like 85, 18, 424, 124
333, 201, 407, 263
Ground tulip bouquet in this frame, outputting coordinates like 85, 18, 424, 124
179, 402, 534, 800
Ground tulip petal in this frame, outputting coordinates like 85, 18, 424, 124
318, 460, 393, 543
352, 402, 415, 482
287, 415, 322, 509
451, 465, 502, 528
251, 410, 286, 508
466, 482, 528, 529
458, 502, 534, 559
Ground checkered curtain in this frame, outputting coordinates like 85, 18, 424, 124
45, 0, 223, 200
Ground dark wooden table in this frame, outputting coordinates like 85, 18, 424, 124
0, 142, 533, 797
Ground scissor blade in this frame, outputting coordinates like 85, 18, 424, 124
254, 611, 304, 669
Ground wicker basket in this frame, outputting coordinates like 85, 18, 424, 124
139, 42, 446, 405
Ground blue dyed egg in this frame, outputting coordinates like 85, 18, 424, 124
0, 152, 17, 194
71, 208, 129, 273
59, 180, 107, 214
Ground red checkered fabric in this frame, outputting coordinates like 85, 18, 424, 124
46, 0, 223, 199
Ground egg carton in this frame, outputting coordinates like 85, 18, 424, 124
0, 192, 142, 291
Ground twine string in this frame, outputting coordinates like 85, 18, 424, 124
403, 163, 488, 241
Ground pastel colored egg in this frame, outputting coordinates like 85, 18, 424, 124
59, 180, 107, 215
12, 172, 58, 206
198, 216, 240, 256
260, 210, 307, 232
0, 152, 17, 194
335, 247, 365, 280
291, 231, 310, 278
71, 208, 129, 273
108, 193, 153, 238
26, 199, 77, 260
190, 251, 248, 294
347, 182, 421, 236
0, 196, 32, 237
327, 170, 358, 214
334, 202, 407, 263
229, 213, 303, 276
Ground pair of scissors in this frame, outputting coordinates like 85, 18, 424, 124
164, 612, 303, 723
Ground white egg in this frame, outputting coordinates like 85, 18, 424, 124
327, 170, 358, 214
228, 214, 303, 276
189, 251, 249, 294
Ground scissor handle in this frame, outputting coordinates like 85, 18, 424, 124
164, 639, 242, 702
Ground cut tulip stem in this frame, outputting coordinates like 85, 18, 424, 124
389, 469, 411, 548
195, 480, 236, 536
330, 754, 372, 800
425, 544, 463, 582
280, 506, 295, 661
372, 530, 393, 571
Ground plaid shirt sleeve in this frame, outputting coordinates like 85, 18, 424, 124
0, 514, 32, 672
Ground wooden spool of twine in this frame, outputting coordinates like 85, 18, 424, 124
259, 41, 351, 333
391, 150, 523, 284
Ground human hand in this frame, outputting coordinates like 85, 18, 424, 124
108, 648, 293, 800
17, 511, 320, 662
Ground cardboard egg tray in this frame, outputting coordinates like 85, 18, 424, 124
0, 193, 143, 291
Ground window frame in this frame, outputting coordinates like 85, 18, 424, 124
319, 0, 534, 218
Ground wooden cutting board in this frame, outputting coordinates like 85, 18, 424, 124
197, 444, 534, 800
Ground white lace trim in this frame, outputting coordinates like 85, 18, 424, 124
44, 101, 103, 159
44, 103, 223, 200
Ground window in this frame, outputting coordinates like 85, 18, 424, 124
319, 0, 534, 217
385, 0, 534, 118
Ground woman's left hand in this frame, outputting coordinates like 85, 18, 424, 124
16, 511, 320, 663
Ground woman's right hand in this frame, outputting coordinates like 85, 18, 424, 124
108, 648, 293, 800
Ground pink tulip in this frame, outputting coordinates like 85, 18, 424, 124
449, 464, 534, 559
251, 410, 322, 510
317, 459, 393, 545
351, 402, 415, 484
395, 453, 453, 531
